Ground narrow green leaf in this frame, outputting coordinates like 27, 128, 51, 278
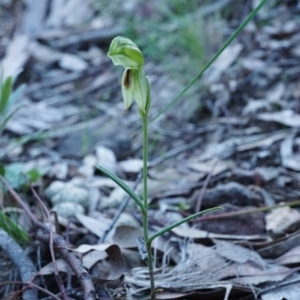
147, 207, 223, 244
95, 165, 145, 211
0, 211, 29, 243
0, 77, 12, 114
0, 164, 4, 176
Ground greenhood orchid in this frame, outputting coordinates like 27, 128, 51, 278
108, 36, 150, 115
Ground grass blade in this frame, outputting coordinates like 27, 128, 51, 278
0, 210, 29, 243
150, 0, 269, 122
0, 76, 12, 114
95, 165, 144, 211
148, 207, 223, 244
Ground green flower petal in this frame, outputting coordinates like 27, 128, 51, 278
121, 68, 134, 110
108, 36, 144, 68
131, 68, 149, 113
121, 68, 150, 113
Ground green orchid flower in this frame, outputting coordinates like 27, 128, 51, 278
108, 36, 144, 68
108, 36, 150, 115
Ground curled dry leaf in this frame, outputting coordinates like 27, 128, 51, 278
257, 110, 300, 127
75, 212, 111, 238
190, 181, 262, 208
40, 244, 125, 282
59, 53, 88, 72
261, 275, 300, 300
96, 145, 117, 174
280, 134, 300, 171
275, 245, 300, 266
214, 240, 266, 268
119, 158, 143, 173
171, 226, 266, 241
265, 206, 300, 236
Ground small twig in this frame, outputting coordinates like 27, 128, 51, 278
149, 138, 203, 167
194, 200, 300, 222
193, 159, 217, 225
0, 281, 61, 300
0, 229, 37, 300
47, 27, 123, 49
99, 171, 143, 244
259, 273, 300, 296
26, 64, 105, 94
30, 183, 69, 300
0, 175, 96, 300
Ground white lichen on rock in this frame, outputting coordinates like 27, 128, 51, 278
45, 179, 89, 217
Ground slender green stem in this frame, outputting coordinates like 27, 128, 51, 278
147, 241, 155, 300
150, 0, 269, 123
142, 115, 155, 299
95, 165, 144, 212
148, 207, 222, 245
142, 116, 149, 213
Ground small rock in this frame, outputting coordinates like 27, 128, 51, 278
52, 202, 84, 218
51, 185, 89, 208
45, 180, 89, 208
44, 181, 65, 199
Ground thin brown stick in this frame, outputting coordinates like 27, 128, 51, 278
30, 183, 69, 300
193, 159, 217, 225
0, 175, 96, 300
195, 200, 300, 222
0, 281, 61, 300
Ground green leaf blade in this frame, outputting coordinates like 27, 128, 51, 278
0, 76, 12, 114
95, 165, 144, 211
0, 211, 29, 243
148, 207, 223, 244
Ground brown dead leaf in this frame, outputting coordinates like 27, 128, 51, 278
1, 35, 29, 79
259, 232, 300, 258
171, 226, 265, 241
280, 134, 300, 171
261, 276, 300, 300
110, 225, 143, 248
187, 159, 235, 176
231, 263, 292, 285
194, 181, 262, 208
198, 203, 265, 235
28, 41, 61, 63
46, 0, 93, 27
265, 206, 300, 236
75, 212, 111, 238
119, 159, 143, 173
95, 146, 117, 174
91, 245, 126, 282
275, 245, 300, 266
22, 0, 48, 36
99, 186, 133, 209
205, 43, 243, 83
111, 225, 181, 264
214, 240, 266, 268
40, 243, 125, 282
59, 53, 88, 72
257, 110, 300, 127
